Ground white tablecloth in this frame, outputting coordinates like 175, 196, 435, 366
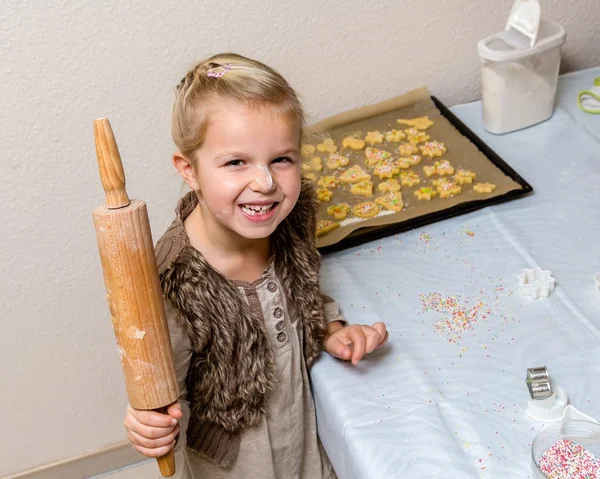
313, 67, 600, 479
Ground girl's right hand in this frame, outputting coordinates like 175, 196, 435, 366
124, 401, 183, 458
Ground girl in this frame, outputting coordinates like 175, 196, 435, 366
124, 53, 388, 479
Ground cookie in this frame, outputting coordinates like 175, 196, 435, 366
400, 170, 421, 187
342, 136, 366, 150
405, 127, 431, 144
352, 202, 381, 218
414, 186, 438, 200
375, 192, 404, 212
397, 116, 434, 130
317, 175, 339, 188
316, 219, 340, 238
432, 178, 462, 198
397, 143, 419, 156
420, 141, 447, 158
303, 173, 317, 182
339, 165, 372, 184
316, 188, 333, 202
365, 147, 393, 167
327, 203, 351, 221
373, 159, 400, 180
350, 180, 374, 197
423, 160, 454, 177
396, 155, 422, 169
473, 182, 496, 193
385, 129, 407, 143
365, 131, 384, 146
301, 144, 316, 156
454, 169, 476, 185
377, 178, 401, 193
302, 156, 323, 173
326, 154, 350, 170
317, 138, 337, 154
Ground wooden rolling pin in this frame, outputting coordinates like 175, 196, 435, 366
92, 118, 179, 477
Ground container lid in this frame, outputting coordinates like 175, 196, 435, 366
505, 0, 541, 47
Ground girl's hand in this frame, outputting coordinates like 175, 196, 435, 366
324, 322, 388, 365
124, 401, 183, 458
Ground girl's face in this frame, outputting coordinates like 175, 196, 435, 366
190, 100, 302, 242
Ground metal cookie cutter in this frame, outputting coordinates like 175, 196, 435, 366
518, 267, 556, 299
526, 366, 552, 399
526, 366, 570, 422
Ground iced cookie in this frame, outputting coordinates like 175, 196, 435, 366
396, 155, 422, 169
420, 141, 447, 158
352, 202, 381, 219
317, 175, 339, 188
326, 154, 350, 170
454, 169, 476, 185
342, 136, 366, 150
414, 186, 438, 200
397, 116, 434, 130
365, 131, 384, 146
432, 178, 462, 198
378, 178, 401, 193
316, 188, 333, 202
316, 219, 340, 238
397, 143, 419, 156
373, 159, 400, 180
327, 203, 351, 221
400, 170, 421, 187
385, 129, 407, 143
339, 165, 372, 184
301, 144, 316, 156
423, 160, 454, 177
405, 127, 431, 144
302, 156, 323, 173
350, 180, 374, 197
317, 138, 337, 154
473, 182, 496, 193
365, 147, 393, 167
375, 192, 404, 212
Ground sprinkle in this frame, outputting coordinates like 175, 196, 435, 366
539, 439, 600, 479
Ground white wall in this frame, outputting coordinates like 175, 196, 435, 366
1, 0, 598, 475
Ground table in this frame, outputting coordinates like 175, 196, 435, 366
313, 67, 600, 478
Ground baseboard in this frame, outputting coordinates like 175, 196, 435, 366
3, 441, 143, 479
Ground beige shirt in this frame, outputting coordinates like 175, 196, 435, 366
163, 262, 340, 479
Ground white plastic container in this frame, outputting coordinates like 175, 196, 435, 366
477, 0, 566, 134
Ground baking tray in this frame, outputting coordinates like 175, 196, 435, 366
317, 96, 533, 254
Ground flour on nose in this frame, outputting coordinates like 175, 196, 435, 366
256, 164, 274, 190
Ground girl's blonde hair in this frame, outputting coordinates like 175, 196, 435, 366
172, 53, 305, 160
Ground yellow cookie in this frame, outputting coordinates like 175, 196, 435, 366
326, 154, 350, 170
342, 136, 366, 150
373, 159, 400, 180
350, 180, 374, 197
396, 155, 422, 169
303, 173, 317, 182
414, 187, 438, 200
339, 165, 371, 184
316, 188, 333, 202
327, 203, 351, 221
317, 175, 338, 188
316, 219, 340, 238
420, 141, 447, 158
397, 143, 419, 156
302, 156, 323, 173
397, 116, 434, 130
454, 169, 476, 185
432, 178, 462, 198
352, 202, 381, 218
365, 147, 392, 167
385, 129, 407, 143
375, 192, 404, 212
400, 170, 421, 187
424, 160, 454, 177
365, 131, 384, 146
301, 144, 316, 156
473, 182, 496, 193
317, 138, 337, 154
378, 178, 401, 193
405, 127, 431, 144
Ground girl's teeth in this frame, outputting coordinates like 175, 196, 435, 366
241, 203, 274, 215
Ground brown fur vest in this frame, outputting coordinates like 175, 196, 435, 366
155, 182, 328, 468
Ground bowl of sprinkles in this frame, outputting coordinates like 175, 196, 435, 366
532, 420, 600, 478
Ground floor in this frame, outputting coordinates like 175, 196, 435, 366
88, 459, 158, 479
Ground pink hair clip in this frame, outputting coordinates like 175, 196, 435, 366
206, 64, 233, 78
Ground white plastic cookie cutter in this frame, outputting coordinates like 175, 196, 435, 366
518, 267, 556, 299
578, 77, 600, 115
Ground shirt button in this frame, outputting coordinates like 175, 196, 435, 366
273, 307, 283, 319
275, 320, 285, 332
277, 332, 287, 343
267, 282, 277, 293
